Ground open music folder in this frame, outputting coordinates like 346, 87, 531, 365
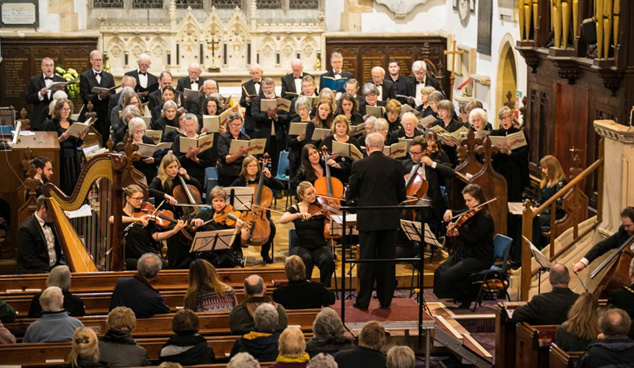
190, 229, 237, 253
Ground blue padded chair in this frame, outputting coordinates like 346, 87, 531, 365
204, 167, 218, 204
274, 151, 291, 210
0, 126, 13, 135
470, 233, 513, 311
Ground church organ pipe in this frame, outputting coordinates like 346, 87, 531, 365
562, 0, 571, 49
572, 0, 579, 38
553, 0, 562, 48
596, 0, 604, 58
613, 0, 619, 54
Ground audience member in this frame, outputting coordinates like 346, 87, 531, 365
158, 362, 182, 368
0, 319, 16, 344
607, 258, 634, 338
67, 327, 106, 368
0, 298, 16, 322
555, 292, 600, 351
159, 309, 215, 365
273, 256, 335, 309
29, 265, 85, 318
270, 327, 310, 368
306, 307, 353, 357
183, 259, 238, 312
230, 275, 288, 335
231, 303, 280, 362
228, 353, 261, 368
98, 307, 151, 367
307, 353, 338, 368
387, 346, 416, 368
109, 253, 170, 318
23, 286, 84, 343
578, 308, 634, 368
512, 263, 579, 325
334, 321, 387, 368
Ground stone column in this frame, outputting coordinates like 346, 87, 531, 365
49, 0, 79, 32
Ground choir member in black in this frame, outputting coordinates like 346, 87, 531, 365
172, 114, 216, 187
251, 78, 288, 173
149, 153, 202, 268
110, 88, 141, 132
431, 100, 462, 167
288, 97, 312, 180
231, 155, 285, 264
281, 59, 312, 100
113, 104, 142, 144
200, 95, 224, 119
336, 93, 364, 126
384, 99, 403, 134
369, 66, 395, 102
217, 113, 256, 186
306, 99, 334, 148
240, 64, 263, 138
280, 181, 335, 287
409, 60, 442, 100
291, 144, 324, 192
320, 51, 354, 87
31, 156, 54, 198
151, 100, 179, 141
124, 54, 159, 103
78, 50, 115, 146
416, 86, 438, 119
359, 83, 387, 118
434, 184, 494, 309
387, 60, 415, 105
41, 99, 85, 194
26, 57, 66, 131
287, 75, 318, 123
396, 112, 424, 141
469, 108, 492, 133
148, 72, 182, 112
199, 95, 225, 163
374, 118, 399, 147
490, 106, 529, 202
108, 76, 135, 121
344, 79, 364, 108
128, 117, 158, 182
189, 186, 249, 268
151, 85, 179, 123
458, 104, 470, 125
321, 115, 362, 185
354, 117, 377, 148
113, 184, 186, 270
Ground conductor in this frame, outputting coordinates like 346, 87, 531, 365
347, 133, 406, 310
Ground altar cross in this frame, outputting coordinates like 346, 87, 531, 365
444, 39, 465, 102
206, 35, 220, 72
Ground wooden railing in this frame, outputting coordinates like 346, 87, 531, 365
519, 138, 604, 300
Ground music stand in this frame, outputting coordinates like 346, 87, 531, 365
331, 214, 358, 300
225, 187, 254, 211
400, 220, 433, 312
523, 236, 552, 294
190, 229, 237, 253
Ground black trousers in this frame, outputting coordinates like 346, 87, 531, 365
433, 254, 489, 302
356, 229, 398, 308
290, 245, 335, 287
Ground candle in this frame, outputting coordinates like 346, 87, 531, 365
247, 44, 251, 64
223, 44, 227, 64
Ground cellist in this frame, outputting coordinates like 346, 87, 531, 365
231, 155, 285, 264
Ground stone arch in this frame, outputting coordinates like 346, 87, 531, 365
259, 37, 276, 69
300, 36, 318, 70
106, 37, 126, 71
176, 13, 204, 66
149, 37, 167, 65
496, 34, 519, 124
226, 9, 251, 69
280, 36, 297, 69
128, 37, 147, 60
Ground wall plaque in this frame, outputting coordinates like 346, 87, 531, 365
1, 0, 38, 28
477, 0, 493, 55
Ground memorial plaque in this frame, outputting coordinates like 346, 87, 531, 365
0, 0, 38, 28
325, 36, 448, 93
477, 0, 493, 55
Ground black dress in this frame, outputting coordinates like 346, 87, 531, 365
122, 209, 161, 269
216, 132, 251, 186
133, 136, 159, 183
172, 133, 217, 187
320, 135, 362, 185
193, 209, 244, 268
28, 289, 85, 318
287, 121, 309, 180
288, 205, 335, 286
490, 126, 530, 202
41, 118, 82, 194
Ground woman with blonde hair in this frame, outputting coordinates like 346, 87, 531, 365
270, 327, 310, 368
67, 327, 105, 368
555, 292, 599, 351
183, 258, 238, 311
28, 265, 85, 318
306, 99, 335, 147
531, 155, 567, 249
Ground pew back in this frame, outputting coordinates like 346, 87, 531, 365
515, 323, 557, 368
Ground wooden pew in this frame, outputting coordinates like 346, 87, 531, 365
5, 308, 321, 339
0, 268, 287, 293
516, 322, 557, 368
549, 343, 584, 368
494, 301, 527, 368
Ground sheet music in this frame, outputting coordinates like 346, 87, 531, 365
190, 229, 237, 253
225, 186, 254, 211
522, 236, 552, 269
400, 220, 442, 247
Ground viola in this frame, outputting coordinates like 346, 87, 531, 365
243, 154, 273, 247
446, 198, 497, 237
133, 202, 180, 229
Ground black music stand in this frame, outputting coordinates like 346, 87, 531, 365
331, 214, 358, 300
225, 186, 254, 211
523, 236, 552, 294
189, 229, 237, 253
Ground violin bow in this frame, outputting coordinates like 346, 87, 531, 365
151, 200, 166, 217
252, 204, 286, 215
449, 197, 498, 221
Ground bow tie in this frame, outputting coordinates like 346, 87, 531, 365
95, 72, 101, 77
375, 83, 382, 87
191, 80, 198, 84
42, 223, 50, 229
254, 81, 261, 85
294, 76, 302, 80
44, 77, 53, 80
417, 81, 425, 85
139, 72, 147, 76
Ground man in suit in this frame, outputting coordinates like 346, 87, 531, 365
512, 264, 579, 325
607, 258, 634, 338
347, 133, 406, 310
25, 58, 66, 131
577, 308, 634, 368
574, 207, 634, 274
409, 60, 442, 105
387, 60, 415, 105
320, 52, 354, 91
148, 72, 183, 112
369, 66, 395, 102
345, 79, 364, 108
176, 63, 206, 93
240, 63, 264, 138
16, 196, 64, 274
187, 79, 220, 115
79, 50, 115, 146
281, 59, 312, 100
251, 78, 288, 172
124, 53, 158, 104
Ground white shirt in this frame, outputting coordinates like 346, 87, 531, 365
93, 70, 102, 84
293, 75, 302, 95
34, 212, 56, 266
376, 84, 384, 101
333, 70, 342, 80
253, 80, 261, 95
138, 70, 148, 88
39, 74, 54, 100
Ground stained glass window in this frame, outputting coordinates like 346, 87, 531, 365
93, 0, 124, 8
213, 0, 242, 8
257, 0, 282, 9
176, 0, 203, 8
133, 0, 164, 9
289, 0, 318, 9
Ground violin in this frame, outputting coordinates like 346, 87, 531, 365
446, 198, 497, 237
214, 204, 248, 228
133, 202, 180, 229
307, 196, 342, 219
243, 154, 273, 246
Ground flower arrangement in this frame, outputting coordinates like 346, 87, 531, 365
54, 66, 80, 98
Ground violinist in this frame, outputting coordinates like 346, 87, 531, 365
280, 181, 335, 286
287, 96, 313, 180
291, 144, 324, 192
113, 184, 186, 270
433, 184, 494, 309
216, 113, 255, 186
172, 114, 217, 186
321, 115, 363, 185
189, 186, 248, 268
231, 155, 285, 264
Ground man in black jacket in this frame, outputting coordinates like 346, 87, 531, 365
368, 66, 395, 102
334, 321, 387, 368
124, 53, 159, 103
25, 57, 66, 131
512, 263, 579, 325
409, 60, 442, 105
176, 63, 206, 93
16, 196, 64, 274
79, 50, 115, 146
578, 308, 634, 368
607, 258, 634, 338
240, 63, 264, 138
387, 60, 415, 104
281, 59, 312, 100
347, 133, 406, 310
320, 52, 353, 91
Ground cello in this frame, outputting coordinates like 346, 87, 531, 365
314, 146, 344, 239
243, 154, 273, 247
590, 233, 634, 297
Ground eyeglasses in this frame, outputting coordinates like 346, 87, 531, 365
129, 196, 144, 201
500, 115, 512, 120
247, 164, 259, 168
409, 151, 423, 156
60, 108, 72, 112
132, 130, 145, 134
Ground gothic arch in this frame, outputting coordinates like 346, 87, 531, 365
496, 34, 518, 122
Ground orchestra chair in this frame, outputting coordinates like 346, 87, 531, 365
0, 125, 12, 134
469, 233, 513, 311
288, 228, 338, 296
274, 150, 291, 210
205, 166, 219, 204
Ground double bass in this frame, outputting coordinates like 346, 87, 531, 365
243, 154, 273, 247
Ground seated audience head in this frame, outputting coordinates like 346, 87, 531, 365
279, 327, 306, 358
172, 308, 199, 336
227, 352, 260, 368
561, 292, 599, 341
285, 255, 307, 282
307, 353, 338, 368
137, 253, 162, 280
387, 346, 416, 368
599, 308, 632, 337
549, 263, 570, 288
68, 327, 100, 368
359, 321, 387, 351
107, 306, 136, 332
365, 132, 385, 151
345, 79, 359, 96
312, 307, 345, 340
184, 258, 228, 310
469, 108, 488, 131
158, 363, 183, 368
539, 155, 565, 189
254, 303, 278, 333
40, 286, 64, 313
47, 265, 72, 292
245, 274, 265, 296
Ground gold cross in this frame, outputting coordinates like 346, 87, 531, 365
444, 39, 465, 102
